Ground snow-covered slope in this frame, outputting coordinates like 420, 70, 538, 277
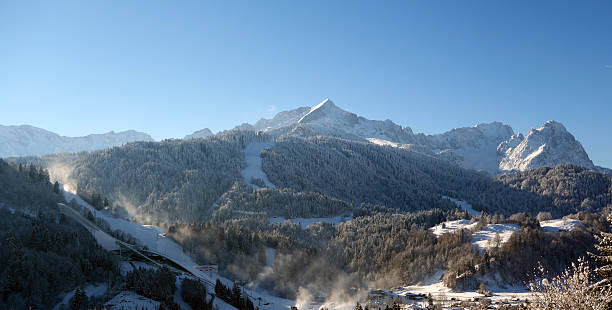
184, 128, 214, 139
423, 122, 514, 174
540, 218, 583, 233
471, 224, 519, 252
498, 120, 594, 171
0, 125, 153, 158
232, 107, 311, 132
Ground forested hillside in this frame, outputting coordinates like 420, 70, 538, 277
497, 164, 612, 213
21, 132, 611, 225
70, 131, 270, 222
262, 136, 571, 216
0, 159, 119, 309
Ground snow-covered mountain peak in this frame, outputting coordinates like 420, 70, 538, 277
498, 120, 594, 171
474, 122, 515, 141
297, 98, 355, 124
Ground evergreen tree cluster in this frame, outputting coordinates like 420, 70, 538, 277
214, 279, 255, 310
124, 266, 178, 308
181, 278, 214, 310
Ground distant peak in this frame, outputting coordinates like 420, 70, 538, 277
310, 98, 336, 111
538, 120, 567, 132
297, 98, 345, 124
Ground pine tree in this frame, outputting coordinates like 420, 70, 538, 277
53, 181, 60, 194
591, 214, 612, 288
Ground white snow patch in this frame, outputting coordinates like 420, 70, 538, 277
366, 138, 399, 147
442, 196, 482, 216
429, 219, 478, 238
105, 291, 160, 310
242, 142, 276, 189
268, 215, 352, 228
471, 224, 519, 252
540, 218, 583, 233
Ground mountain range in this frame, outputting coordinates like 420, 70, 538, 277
0, 125, 153, 158
0, 99, 605, 174
224, 99, 599, 174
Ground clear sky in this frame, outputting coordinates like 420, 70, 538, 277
0, 1, 611, 167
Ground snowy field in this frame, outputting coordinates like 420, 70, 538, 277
366, 138, 399, 148
441, 196, 482, 216
268, 214, 353, 228
470, 224, 519, 252
242, 142, 276, 188
429, 219, 478, 237
540, 218, 583, 233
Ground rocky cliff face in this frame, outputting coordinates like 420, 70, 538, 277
498, 121, 594, 171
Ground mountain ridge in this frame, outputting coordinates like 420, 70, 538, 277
0, 124, 153, 158
225, 99, 601, 174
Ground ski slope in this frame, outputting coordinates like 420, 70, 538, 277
442, 196, 482, 216
242, 142, 276, 189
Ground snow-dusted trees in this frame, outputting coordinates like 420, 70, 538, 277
591, 213, 612, 289
528, 258, 612, 310
212, 182, 353, 222
498, 164, 612, 215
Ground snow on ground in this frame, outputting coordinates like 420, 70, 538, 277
400, 270, 530, 303
442, 196, 482, 216
54, 284, 108, 310
429, 220, 478, 238
471, 224, 519, 252
63, 187, 297, 310
242, 142, 276, 189
540, 218, 583, 233
366, 138, 399, 148
268, 214, 352, 228
104, 291, 160, 310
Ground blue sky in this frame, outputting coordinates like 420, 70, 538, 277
0, 1, 611, 167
